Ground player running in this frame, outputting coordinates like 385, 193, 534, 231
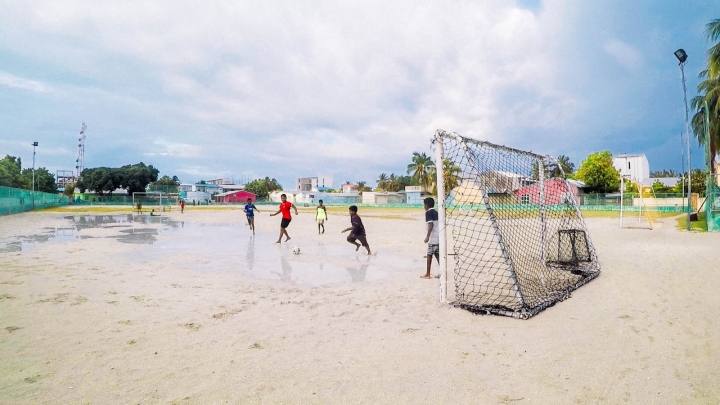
341, 205, 371, 255
270, 194, 298, 243
244, 198, 260, 234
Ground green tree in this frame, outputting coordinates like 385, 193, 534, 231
150, 175, 181, 193
244, 177, 282, 199
63, 183, 76, 197
429, 159, 462, 196
77, 167, 117, 195
574, 151, 620, 193
118, 163, 159, 194
0, 155, 28, 189
407, 152, 435, 190
356, 181, 371, 194
674, 169, 707, 195
20, 167, 57, 193
550, 155, 575, 177
651, 180, 675, 194
650, 169, 678, 178
691, 19, 720, 174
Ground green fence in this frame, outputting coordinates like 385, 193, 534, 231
0, 186, 70, 215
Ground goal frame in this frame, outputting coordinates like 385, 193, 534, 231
433, 130, 601, 318
132, 192, 164, 215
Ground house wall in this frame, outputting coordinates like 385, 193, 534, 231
613, 155, 650, 183
515, 179, 580, 205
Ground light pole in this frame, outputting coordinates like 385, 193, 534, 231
675, 49, 691, 231
32, 141, 38, 209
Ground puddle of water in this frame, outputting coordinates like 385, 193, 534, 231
0, 215, 179, 251
1, 215, 422, 286
135, 222, 422, 286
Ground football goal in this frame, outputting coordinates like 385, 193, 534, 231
132, 192, 166, 215
619, 177, 657, 230
433, 130, 601, 319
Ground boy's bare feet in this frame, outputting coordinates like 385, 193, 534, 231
355, 244, 360, 251
285, 237, 291, 242
420, 274, 431, 279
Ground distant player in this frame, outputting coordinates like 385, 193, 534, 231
422, 197, 439, 279
244, 198, 260, 234
316, 199, 328, 234
270, 194, 298, 243
180, 199, 185, 214
342, 205, 371, 255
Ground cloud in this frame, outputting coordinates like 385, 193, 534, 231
603, 39, 644, 70
0, 0, 699, 184
0, 71, 49, 92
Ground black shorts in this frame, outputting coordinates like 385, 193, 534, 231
280, 218, 291, 229
247, 216, 254, 224
348, 233, 368, 247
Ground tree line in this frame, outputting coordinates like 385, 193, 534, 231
0, 155, 58, 193
76, 163, 160, 195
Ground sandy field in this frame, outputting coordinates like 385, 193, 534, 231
1, 205, 719, 404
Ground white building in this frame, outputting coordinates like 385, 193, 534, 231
613, 154, 650, 183
405, 186, 424, 205
297, 176, 333, 192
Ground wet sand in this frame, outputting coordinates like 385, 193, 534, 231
1, 206, 719, 404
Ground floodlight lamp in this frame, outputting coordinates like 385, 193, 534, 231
674, 49, 688, 64
32, 141, 38, 147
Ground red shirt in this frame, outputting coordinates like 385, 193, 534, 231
279, 201, 293, 219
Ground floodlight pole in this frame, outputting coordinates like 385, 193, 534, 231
677, 55, 691, 230
435, 132, 448, 303
32, 141, 38, 209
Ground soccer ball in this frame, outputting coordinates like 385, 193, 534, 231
292, 246, 300, 255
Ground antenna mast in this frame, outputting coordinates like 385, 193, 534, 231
76, 122, 86, 178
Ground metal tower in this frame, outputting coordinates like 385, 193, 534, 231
75, 122, 86, 178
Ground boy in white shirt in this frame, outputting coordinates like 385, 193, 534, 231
422, 197, 439, 279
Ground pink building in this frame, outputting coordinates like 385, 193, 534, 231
214, 190, 257, 203
514, 178, 585, 205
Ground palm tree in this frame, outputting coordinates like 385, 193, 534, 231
377, 173, 388, 191
691, 75, 720, 173
550, 155, 575, 177
691, 19, 720, 174
407, 152, 435, 191
386, 173, 400, 192
356, 181, 369, 193
429, 159, 462, 196
706, 19, 720, 79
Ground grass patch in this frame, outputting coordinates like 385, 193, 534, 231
675, 211, 707, 232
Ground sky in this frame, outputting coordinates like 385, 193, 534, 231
1, 0, 718, 189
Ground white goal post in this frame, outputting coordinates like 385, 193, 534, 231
132, 192, 164, 215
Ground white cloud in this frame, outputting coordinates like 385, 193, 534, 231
603, 39, 644, 70
0, 0, 652, 183
0, 71, 49, 92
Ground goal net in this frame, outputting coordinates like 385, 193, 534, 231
132, 192, 165, 214
619, 178, 656, 230
434, 131, 601, 319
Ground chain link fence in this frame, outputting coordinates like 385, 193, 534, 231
0, 186, 70, 215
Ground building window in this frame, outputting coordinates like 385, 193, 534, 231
521, 194, 530, 204
628, 162, 631, 169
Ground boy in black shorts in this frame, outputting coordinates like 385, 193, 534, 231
270, 194, 298, 243
422, 197, 439, 279
341, 205, 371, 255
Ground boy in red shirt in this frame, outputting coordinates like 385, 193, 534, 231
270, 194, 298, 243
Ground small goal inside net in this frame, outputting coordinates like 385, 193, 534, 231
132, 192, 168, 214
434, 130, 601, 319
